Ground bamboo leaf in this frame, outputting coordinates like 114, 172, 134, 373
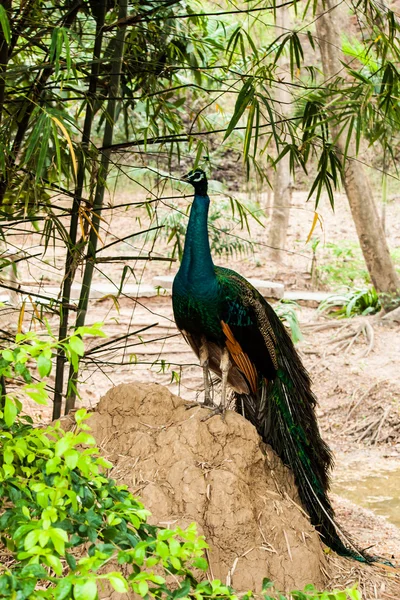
51, 121, 62, 182
259, 93, 279, 149
62, 28, 72, 75
49, 27, 63, 77
0, 5, 11, 45
18, 301, 26, 334
253, 100, 260, 157
242, 29, 259, 60
243, 99, 256, 162
36, 118, 51, 179
193, 141, 204, 169
51, 116, 78, 180
306, 212, 322, 244
224, 78, 255, 140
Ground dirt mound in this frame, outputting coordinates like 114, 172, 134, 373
74, 382, 327, 593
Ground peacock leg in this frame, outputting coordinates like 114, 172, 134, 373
199, 338, 212, 406
201, 347, 231, 422
219, 346, 231, 412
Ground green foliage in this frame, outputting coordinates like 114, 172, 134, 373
262, 578, 361, 600
0, 324, 105, 427
0, 405, 212, 598
274, 301, 303, 343
319, 288, 381, 318
315, 242, 370, 289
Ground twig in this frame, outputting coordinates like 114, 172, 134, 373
283, 530, 293, 562
226, 557, 238, 587
357, 417, 381, 442
205, 548, 214, 581
373, 406, 391, 444
345, 382, 380, 422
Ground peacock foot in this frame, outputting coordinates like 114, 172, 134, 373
200, 404, 226, 422
184, 399, 217, 411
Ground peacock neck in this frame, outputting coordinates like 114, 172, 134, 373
178, 193, 215, 285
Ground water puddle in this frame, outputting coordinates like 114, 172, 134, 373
332, 468, 400, 527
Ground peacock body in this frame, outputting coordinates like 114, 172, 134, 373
172, 168, 367, 561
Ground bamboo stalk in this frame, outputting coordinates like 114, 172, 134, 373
52, 0, 107, 420
64, 0, 128, 415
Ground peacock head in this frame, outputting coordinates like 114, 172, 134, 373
181, 168, 208, 196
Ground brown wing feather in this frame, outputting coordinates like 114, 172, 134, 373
221, 320, 259, 394
180, 328, 250, 394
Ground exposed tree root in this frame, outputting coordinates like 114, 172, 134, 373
305, 317, 376, 371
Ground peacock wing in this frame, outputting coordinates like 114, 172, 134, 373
215, 267, 278, 387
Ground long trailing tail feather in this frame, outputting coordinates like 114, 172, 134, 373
233, 303, 370, 562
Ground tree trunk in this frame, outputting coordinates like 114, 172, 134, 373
268, 5, 292, 263
316, 0, 400, 296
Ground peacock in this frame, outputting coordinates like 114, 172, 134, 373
172, 168, 369, 562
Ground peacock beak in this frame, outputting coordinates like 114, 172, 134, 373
181, 172, 191, 182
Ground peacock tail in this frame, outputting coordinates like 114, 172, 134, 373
230, 293, 367, 560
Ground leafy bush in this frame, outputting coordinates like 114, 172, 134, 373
319, 288, 381, 318
0, 408, 213, 599
317, 243, 370, 289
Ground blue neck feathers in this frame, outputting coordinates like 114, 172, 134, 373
177, 193, 215, 285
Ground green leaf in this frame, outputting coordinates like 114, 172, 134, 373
37, 354, 52, 378
24, 529, 40, 550
193, 557, 208, 571
138, 580, 149, 596
24, 382, 48, 405
64, 449, 79, 470
169, 537, 181, 556
68, 336, 85, 356
2, 349, 13, 362
224, 78, 255, 141
73, 579, 98, 600
3, 446, 13, 464
46, 456, 61, 474
173, 580, 191, 599
49, 527, 67, 555
54, 579, 72, 600
55, 436, 71, 457
156, 540, 169, 559
0, 5, 11, 45
65, 552, 76, 570
4, 396, 18, 426
108, 573, 129, 593
347, 589, 361, 600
